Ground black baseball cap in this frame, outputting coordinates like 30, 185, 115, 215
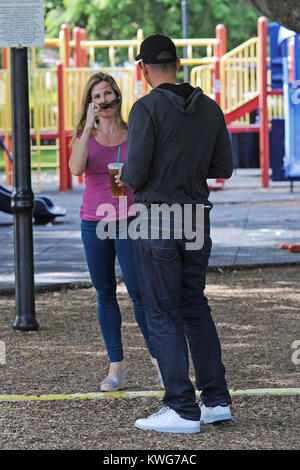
135, 34, 177, 64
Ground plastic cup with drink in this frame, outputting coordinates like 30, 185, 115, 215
108, 146, 125, 198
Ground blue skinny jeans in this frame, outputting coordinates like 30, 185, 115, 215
81, 218, 155, 362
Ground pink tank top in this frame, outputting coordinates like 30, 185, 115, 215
77, 132, 135, 222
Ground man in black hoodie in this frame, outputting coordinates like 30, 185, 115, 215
119, 35, 233, 434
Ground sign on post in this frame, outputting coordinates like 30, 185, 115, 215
0, 0, 44, 48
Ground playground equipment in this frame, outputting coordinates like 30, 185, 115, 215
0, 184, 66, 224
268, 23, 300, 255
1, 132, 66, 224
1, 24, 226, 191
279, 25, 300, 182
0, 17, 299, 193
269, 22, 300, 189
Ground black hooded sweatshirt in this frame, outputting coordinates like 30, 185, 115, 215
120, 83, 233, 207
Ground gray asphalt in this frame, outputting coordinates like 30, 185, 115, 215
1, 169, 300, 291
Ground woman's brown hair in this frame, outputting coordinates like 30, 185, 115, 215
71, 72, 127, 145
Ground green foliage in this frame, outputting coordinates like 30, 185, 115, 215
188, 0, 260, 49
44, 0, 260, 60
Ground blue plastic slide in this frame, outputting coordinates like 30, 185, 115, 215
278, 26, 300, 179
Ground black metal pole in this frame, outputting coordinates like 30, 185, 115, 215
181, 0, 189, 82
10, 47, 39, 331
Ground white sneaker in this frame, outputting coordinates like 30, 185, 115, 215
134, 407, 200, 434
200, 404, 232, 424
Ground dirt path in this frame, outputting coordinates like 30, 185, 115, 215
0, 264, 299, 450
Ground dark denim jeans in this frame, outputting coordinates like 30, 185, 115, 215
133, 207, 231, 421
81, 218, 155, 362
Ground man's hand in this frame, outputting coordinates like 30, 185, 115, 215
115, 170, 124, 187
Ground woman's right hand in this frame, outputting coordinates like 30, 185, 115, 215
69, 103, 98, 176
85, 103, 99, 130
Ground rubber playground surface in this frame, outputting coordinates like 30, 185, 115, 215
0, 169, 300, 451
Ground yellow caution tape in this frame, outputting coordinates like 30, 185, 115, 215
0, 388, 299, 402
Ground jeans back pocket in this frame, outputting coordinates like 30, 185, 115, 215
149, 239, 178, 262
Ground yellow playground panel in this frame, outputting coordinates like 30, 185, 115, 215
220, 37, 259, 114
190, 37, 283, 125
0, 69, 11, 133
190, 59, 214, 98
220, 36, 283, 124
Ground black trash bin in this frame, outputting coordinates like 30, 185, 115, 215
230, 132, 259, 168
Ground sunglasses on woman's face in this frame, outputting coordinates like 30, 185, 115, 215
138, 61, 143, 69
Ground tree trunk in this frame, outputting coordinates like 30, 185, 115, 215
245, 0, 300, 34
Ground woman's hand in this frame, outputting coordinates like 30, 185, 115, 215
69, 103, 98, 176
85, 103, 100, 130
115, 170, 124, 187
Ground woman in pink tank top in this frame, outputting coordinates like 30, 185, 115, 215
69, 73, 162, 392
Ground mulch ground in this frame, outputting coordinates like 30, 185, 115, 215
0, 264, 299, 451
